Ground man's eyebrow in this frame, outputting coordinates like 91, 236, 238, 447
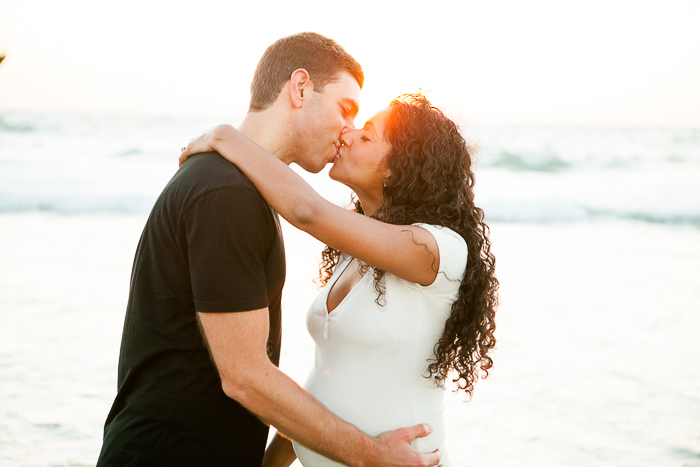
341, 98, 359, 117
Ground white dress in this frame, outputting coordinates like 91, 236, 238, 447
292, 224, 468, 467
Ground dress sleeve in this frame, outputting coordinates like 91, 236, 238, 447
183, 185, 275, 313
414, 223, 468, 298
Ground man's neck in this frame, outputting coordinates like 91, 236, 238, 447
238, 110, 294, 166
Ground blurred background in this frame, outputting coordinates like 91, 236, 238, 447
0, 0, 698, 466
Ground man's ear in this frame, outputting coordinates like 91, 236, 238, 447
289, 68, 312, 109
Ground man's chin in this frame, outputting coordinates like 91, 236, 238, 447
297, 151, 335, 174
299, 162, 326, 174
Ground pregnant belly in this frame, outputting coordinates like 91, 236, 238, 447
292, 439, 450, 467
293, 443, 344, 467
292, 383, 448, 466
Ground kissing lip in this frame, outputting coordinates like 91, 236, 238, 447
333, 143, 342, 161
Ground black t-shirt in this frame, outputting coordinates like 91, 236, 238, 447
97, 152, 286, 467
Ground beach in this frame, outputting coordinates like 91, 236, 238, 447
0, 112, 699, 466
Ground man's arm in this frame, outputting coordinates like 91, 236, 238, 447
198, 309, 441, 467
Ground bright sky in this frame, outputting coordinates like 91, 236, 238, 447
1, 0, 699, 127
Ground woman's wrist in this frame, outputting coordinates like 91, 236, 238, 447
210, 124, 234, 152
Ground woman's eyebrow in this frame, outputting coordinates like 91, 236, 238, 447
365, 121, 378, 137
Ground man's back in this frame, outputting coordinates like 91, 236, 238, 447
97, 152, 285, 466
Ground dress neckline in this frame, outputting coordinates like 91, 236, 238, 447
325, 257, 367, 314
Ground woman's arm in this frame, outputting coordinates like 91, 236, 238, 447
180, 125, 439, 286
262, 433, 297, 467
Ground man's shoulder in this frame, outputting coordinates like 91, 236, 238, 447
168, 151, 261, 202
180, 151, 253, 188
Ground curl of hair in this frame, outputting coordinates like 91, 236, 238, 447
317, 94, 499, 396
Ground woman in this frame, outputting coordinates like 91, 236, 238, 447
180, 94, 498, 467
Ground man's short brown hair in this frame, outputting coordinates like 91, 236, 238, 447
249, 32, 364, 112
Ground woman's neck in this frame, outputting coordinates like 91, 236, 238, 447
355, 191, 382, 218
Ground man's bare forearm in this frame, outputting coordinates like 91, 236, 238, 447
224, 359, 374, 467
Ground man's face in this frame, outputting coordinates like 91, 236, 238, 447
291, 72, 361, 173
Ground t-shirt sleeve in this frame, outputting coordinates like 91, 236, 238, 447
415, 223, 468, 298
183, 185, 275, 313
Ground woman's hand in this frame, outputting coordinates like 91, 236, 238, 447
179, 124, 236, 167
262, 433, 297, 467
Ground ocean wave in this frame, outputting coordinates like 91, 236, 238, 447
476, 125, 700, 170
586, 210, 700, 226
482, 151, 571, 172
0, 119, 36, 133
481, 200, 700, 226
2, 112, 699, 229
113, 148, 143, 157
2, 195, 698, 227
0, 196, 157, 215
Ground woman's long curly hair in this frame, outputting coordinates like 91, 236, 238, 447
318, 94, 499, 396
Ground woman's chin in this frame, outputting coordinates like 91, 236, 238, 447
328, 169, 353, 190
328, 166, 341, 182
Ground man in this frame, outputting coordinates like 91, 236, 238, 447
97, 32, 441, 467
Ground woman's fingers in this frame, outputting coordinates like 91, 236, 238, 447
178, 131, 212, 167
178, 146, 190, 167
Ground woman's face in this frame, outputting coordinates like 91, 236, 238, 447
329, 107, 393, 200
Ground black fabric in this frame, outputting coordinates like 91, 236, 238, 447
97, 152, 285, 467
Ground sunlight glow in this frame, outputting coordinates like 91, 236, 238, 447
0, 0, 698, 127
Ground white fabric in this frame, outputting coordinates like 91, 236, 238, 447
293, 224, 468, 467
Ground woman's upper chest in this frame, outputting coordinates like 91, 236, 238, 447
326, 259, 365, 313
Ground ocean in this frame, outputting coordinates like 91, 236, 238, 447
0, 111, 698, 466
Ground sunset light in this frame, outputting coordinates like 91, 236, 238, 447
1, 1, 698, 127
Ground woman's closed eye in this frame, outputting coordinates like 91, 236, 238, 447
360, 126, 371, 142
